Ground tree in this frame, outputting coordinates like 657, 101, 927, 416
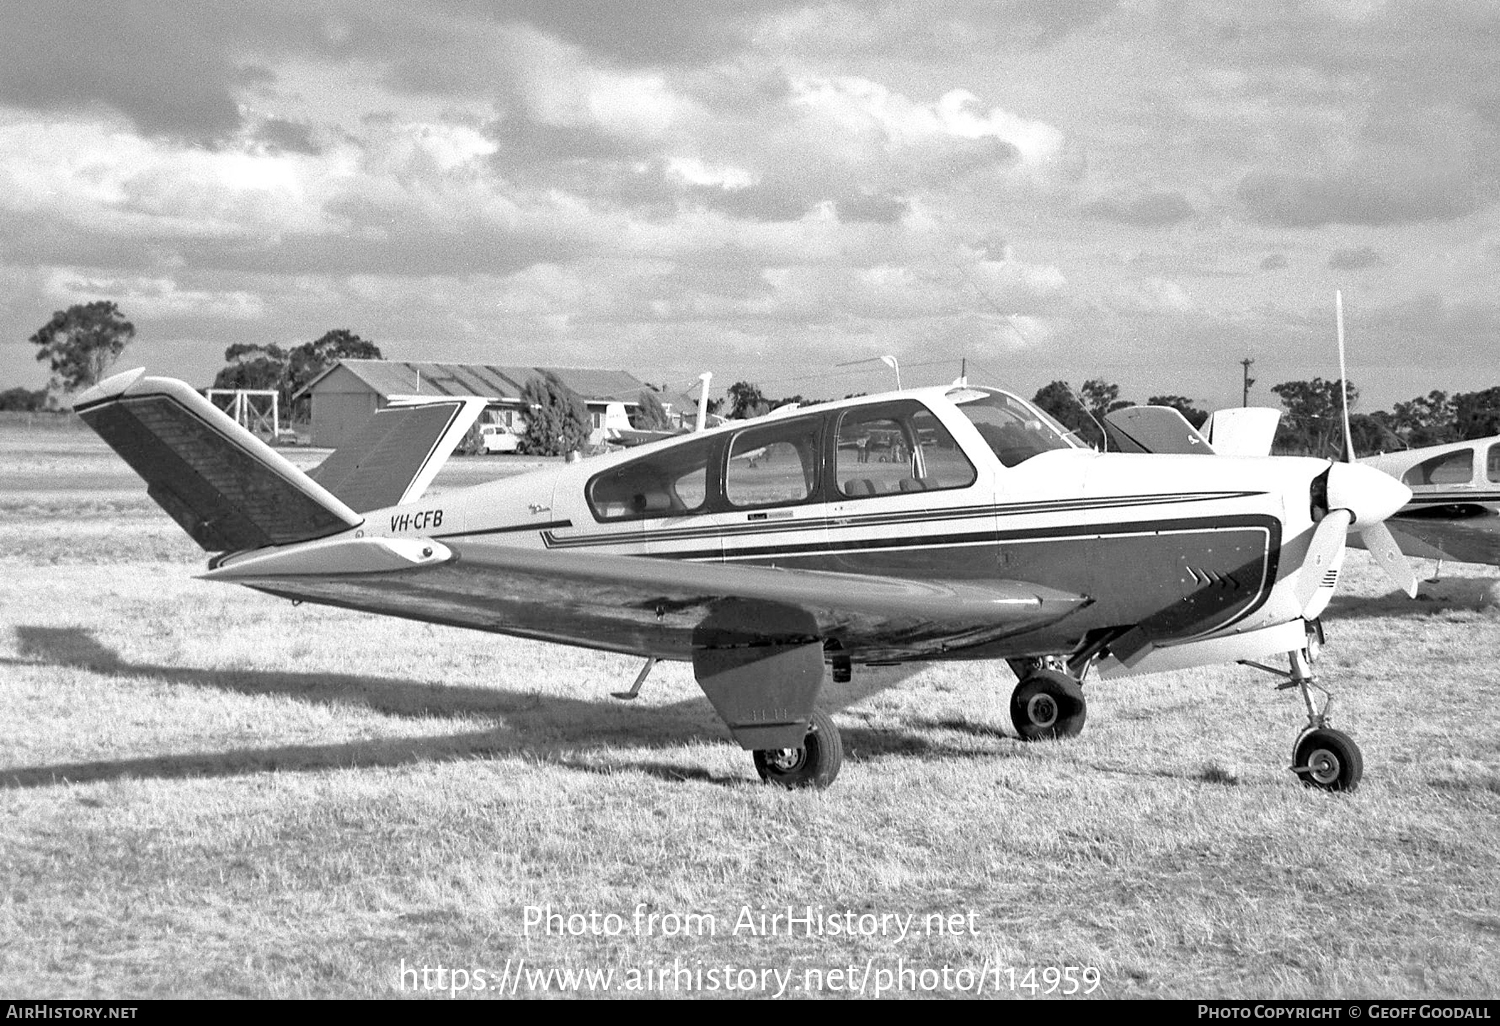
1080, 378, 1131, 422
631, 390, 671, 431
0, 386, 48, 412
1270, 377, 1355, 457
29, 301, 135, 393
519, 372, 591, 456
726, 380, 767, 419
286, 329, 381, 400
211, 330, 381, 418
1032, 378, 1128, 447
1453, 386, 1500, 440
212, 342, 291, 401
1390, 390, 1455, 447
1146, 395, 1208, 429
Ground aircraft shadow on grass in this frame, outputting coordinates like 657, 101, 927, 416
1321, 575, 1500, 622
2, 626, 1005, 790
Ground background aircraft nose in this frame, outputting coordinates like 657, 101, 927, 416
1324, 461, 1411, 528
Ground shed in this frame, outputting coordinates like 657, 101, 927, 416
296, 360, 645, 450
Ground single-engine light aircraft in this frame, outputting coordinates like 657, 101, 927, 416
76, 368, 1417, 791
1357, 436, 1500, 569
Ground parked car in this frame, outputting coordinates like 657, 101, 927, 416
480, 423, 521, 454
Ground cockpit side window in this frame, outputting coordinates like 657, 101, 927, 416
587, 435, 715, 521
947, 388, 1078, 468
724, 418, 823, 509
834, 400, 976, 499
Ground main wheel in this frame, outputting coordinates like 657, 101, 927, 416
753, 709, 843, 789
1293, 728, 1363, 792
1010, 669, 1087, 741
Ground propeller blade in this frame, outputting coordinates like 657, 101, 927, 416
1294, 509, 1353, 614
1336, 289, 1355, 463
1359, 521, 1420, 598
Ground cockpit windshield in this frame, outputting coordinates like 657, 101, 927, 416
946, 387, 1083, 468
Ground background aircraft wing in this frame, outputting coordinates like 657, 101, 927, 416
1360, 511, 1500, 566
204, 537, 1091, 660
1104, 406, 1214, 455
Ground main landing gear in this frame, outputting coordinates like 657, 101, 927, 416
752, 709, 843, 789
1007, 658, 1089, 741
1240, 621, 1363, 793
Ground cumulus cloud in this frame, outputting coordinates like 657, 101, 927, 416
1082, 191, 1196, 226
44, 268, 264, 321
1326, 246, 1383, 271
1238, 168, 1486, 228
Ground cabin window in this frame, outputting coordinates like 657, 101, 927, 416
947, 387, 1079, 467
725, 419, 822, 508
1402, 449, 1473, 487
586, 436, 714, 521
834, 401, 976, 499
1488, 444, 1500, 484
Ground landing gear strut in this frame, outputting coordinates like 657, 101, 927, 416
1007, 664, 1088, 741
752, 709, 843, 789
1240, 621, 1363, 792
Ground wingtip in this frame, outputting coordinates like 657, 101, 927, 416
73, 367, 146, 409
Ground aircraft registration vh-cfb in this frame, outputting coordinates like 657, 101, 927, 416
75, 368, 1418, 793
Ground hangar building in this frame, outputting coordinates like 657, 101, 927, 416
295, 359, 646, 450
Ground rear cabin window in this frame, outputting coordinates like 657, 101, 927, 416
725, 419, 823, 508
1488, 443, 1500, 484
587, 436, 713, 521
1402, 449, 1474, 487
835, 401, 976, 499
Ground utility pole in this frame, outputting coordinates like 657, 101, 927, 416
1240, 358, 1255, 407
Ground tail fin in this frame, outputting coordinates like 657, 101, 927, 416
74, 369, 361, 552
306, 396, 488, 512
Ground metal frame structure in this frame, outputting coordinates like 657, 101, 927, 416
206, 389, 279, 438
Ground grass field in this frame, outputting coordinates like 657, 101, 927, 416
2, 426, 1497, 999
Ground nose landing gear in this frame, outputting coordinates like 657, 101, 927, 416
1240, 621, 1364, 792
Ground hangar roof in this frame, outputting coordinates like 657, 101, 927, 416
296, 360, 645, 405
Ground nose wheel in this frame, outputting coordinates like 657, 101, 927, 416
1292, 727, 1363, 792
1240, 621, 1364, 793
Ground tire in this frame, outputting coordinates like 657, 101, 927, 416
753, 709, 843, 789
1293, 728, 1363, 792
1010, 669, 1087, 741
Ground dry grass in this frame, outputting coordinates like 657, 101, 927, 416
1, 428, 1497, 999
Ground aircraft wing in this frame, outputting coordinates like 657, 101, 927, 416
204, 537, 1091, 661
1360, 511, 1500, 566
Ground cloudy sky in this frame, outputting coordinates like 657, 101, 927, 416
3, 0, 1499, 411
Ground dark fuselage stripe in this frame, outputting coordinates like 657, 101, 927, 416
544, 491, 1267, 550
435, 519, 575, 539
